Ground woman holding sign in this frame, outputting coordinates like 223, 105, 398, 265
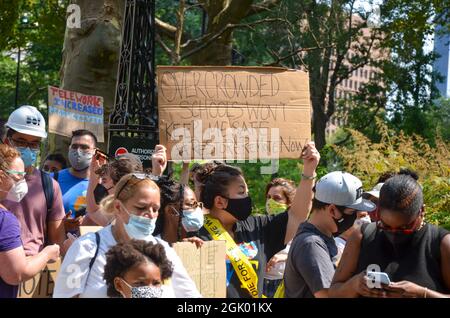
196, 141, 320, 298
0, 144, 60, 298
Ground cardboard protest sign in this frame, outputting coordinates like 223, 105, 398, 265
157, 66, 311, 161
173, 241, 226, 298
79, 226, 103, 236
48, 86, 105, 142
17, 258, 61, 298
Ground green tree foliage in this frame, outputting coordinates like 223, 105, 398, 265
0, 0, 67, 121
333, 121, 450, 230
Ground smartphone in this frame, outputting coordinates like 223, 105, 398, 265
95, 148, 110, 161
366, 271, 391, 287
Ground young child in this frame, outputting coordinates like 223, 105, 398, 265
104, 240, 174, 298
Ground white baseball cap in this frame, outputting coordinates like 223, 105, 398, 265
363, 183, 384, 199
5, 105, 47, 138
315, 171, 376, 212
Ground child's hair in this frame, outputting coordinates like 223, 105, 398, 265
99, 173, 159, 214
265, 178, 296, 205
154, 176, 186, 240
379, 174, 423, 218
43, 153, 67, 169
196, 164, 243, 209
103, 240, 173, 298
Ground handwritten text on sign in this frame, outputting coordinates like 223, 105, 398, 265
48, 86, 105, 142
158, 66, 311, 161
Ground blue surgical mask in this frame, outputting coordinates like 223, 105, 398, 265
181, 207, 204, 232
17, 147, 39, 167
121, 203, 156, 240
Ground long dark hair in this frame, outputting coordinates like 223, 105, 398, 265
154, 176, 185, 241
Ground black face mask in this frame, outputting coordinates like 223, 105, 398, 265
333, 210, 357, 237
384, 231, 416, 248
94, 183, 112, 204
224, 196, 253, 221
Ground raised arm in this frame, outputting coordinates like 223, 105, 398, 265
284, 141, 320, 244
85, 155, 110, 226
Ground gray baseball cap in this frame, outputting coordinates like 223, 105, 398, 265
315, 171, 376, 212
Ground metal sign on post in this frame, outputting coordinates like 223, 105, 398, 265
108, 0, 158, 168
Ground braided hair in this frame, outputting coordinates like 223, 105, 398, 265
379, 174, 423, 218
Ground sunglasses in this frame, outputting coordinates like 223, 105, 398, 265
376, 216, 421, 234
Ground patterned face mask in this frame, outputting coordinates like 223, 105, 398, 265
119, 278, 163, 298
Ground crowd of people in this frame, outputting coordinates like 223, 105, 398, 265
0, 105, 449, 298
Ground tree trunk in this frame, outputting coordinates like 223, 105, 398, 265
49, 0, 124, 157
188, 0, 254, 65
313, 107, 328, 151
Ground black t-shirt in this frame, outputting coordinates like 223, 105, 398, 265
198, 212, 289, 298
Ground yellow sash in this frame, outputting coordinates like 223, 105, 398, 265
204, 215, 260, 298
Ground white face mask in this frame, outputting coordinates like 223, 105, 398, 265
181, 207, 204, 232
120, 202, 157, 241
6, 179, 28, 203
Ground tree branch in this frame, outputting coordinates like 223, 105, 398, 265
264, 45, 334, 66
180, 17, 286, 61
246, 0, 281, 17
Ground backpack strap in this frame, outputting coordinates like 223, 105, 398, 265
40, 170, 54, 216
88, 231, 101, 271
53, 170, 59, 182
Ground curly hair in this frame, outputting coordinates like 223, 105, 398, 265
0, 144, 21, 172
265, 178, 296, 206
154, 176, 186, 240
196, 164, 243, 209
103, 240, 173, 298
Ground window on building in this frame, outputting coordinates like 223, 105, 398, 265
349, 79, 353, 89
364, 70, 368, 79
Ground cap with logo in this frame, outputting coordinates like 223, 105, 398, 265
5, 105, 47, 138
315, 171, 376, 212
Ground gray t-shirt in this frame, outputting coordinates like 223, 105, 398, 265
284, 222, 338, 298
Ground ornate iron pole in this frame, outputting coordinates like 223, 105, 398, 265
108, 0, 158, 167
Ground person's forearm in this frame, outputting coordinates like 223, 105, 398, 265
85, 208, 109, 226
86, 174, 100, 216
21, 251, 51, 282
48, 222, 66, 253
423, 288, 450, 298
329, 277, 360, 298
289, 166, 316, 223
179, 162, 190, 185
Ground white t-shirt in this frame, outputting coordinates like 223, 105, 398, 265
334, 236, 347, 263
264, 241, 291, 280
53, 225, 201, 298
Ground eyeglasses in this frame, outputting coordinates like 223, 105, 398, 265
116, 173, 159, 198
5, 169, 26, 182
171, 201, 204, 217
376, 217, 421, 234
8, 138, 40, 150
